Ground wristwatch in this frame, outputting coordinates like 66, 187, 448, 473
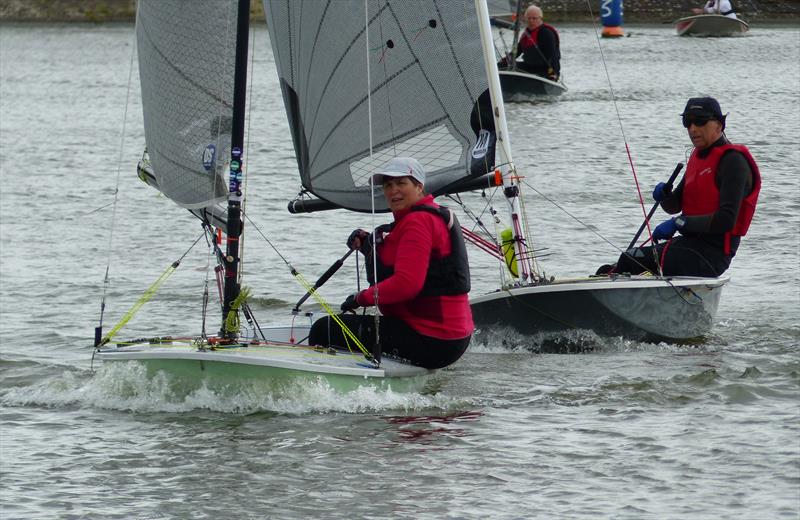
674, 215, 687, 229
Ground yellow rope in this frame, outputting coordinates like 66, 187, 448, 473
100, 262, 178, 346
99, 255, 370, 361
224, 286, 250, 334
292, 270, 371, 358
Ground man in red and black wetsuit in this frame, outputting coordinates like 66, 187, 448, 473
308, 157, 473, 369
609, 97, 761, 277
516, 5, 561, 80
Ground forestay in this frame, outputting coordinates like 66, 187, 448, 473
136, 0, 238, 210
265, 0, 495, 212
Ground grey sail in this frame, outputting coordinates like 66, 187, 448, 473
136, 0, 238, 211
264, 0, 495, 212
486, 0, 516, 17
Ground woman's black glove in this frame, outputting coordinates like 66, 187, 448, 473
346, 228, 373, 256
341, 293, 360, 313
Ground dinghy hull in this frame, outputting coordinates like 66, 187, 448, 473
674, 15, 749, 37
498, 70, 567, 101
94, 326, 432, 393
471, 275, 729, 342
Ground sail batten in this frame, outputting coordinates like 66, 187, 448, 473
266, 0, 495, 212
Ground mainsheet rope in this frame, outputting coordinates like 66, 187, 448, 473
242, 212, 372, 359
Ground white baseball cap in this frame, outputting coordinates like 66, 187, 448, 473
371, 157, 425, 186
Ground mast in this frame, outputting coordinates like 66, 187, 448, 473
474, 0, 535, 282
221, 0, 250, 338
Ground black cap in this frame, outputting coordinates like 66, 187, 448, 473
681, 97, 727, 130
681, 97, 724, 119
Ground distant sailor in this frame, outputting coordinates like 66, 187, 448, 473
598, 97, 761, 277
692, 0, 738, 19
500, 5, 561, 81
308, 157, 474, 369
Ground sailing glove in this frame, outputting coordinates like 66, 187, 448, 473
347, 229, 369, 250
652, 218, 678, 241
652, 182, 672, 202
341, 293, 361, 313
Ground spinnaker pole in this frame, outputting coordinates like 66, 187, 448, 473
221, 0, 250, 338
475, 0, 535, 282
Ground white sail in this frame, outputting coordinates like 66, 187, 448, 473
136, 0, 239, 210
265, 0, 497, 212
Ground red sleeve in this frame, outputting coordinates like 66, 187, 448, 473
357, 213, 437, 306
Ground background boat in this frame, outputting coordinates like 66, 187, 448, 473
489, 0, 567, 100
471, 275, 729, 342
498, 68, 568, 100
674, 14, 750, 36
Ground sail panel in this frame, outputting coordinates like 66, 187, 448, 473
487, 0, 516, 17
136, 0, 238, 209
265, 0, 495, 212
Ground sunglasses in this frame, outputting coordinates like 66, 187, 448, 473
682, 115, 715, 128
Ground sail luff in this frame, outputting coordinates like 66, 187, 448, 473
221, 0, 251, 337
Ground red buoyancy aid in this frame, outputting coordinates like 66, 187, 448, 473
519, 23, 560, 52
682, 143, 761, 254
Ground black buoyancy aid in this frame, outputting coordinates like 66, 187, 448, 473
366, 205, 471, 296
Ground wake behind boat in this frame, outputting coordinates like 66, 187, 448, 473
674, 14, 750, 36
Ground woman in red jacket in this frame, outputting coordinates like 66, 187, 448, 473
308, 157, 474, 369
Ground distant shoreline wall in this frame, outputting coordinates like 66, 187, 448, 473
0, 0, 798, 23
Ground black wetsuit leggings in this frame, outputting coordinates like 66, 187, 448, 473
308, 314, 470, 370
615, 236, 732, 277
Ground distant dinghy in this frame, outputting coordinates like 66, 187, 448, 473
674, 14, 750, 37
489, 1, 567, 101
498, 69, 567, 101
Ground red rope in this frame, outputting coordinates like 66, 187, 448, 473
659, 238, 673, 273
625, 142, 654, 243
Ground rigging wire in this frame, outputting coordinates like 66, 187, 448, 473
367, 0, 384, 352
99, 232, 207, 346
585, 0, 658, 265
96, 4, 139, 337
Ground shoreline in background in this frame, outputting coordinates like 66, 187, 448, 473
1, 0, 798, 24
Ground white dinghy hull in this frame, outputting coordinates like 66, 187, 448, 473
470, 275, 729, 342
674, 14, 750, 37
95, 326, 432, 393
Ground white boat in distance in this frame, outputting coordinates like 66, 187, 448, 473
674, 14, 750, 36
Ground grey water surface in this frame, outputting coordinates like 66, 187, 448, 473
1, 22, 798, 519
